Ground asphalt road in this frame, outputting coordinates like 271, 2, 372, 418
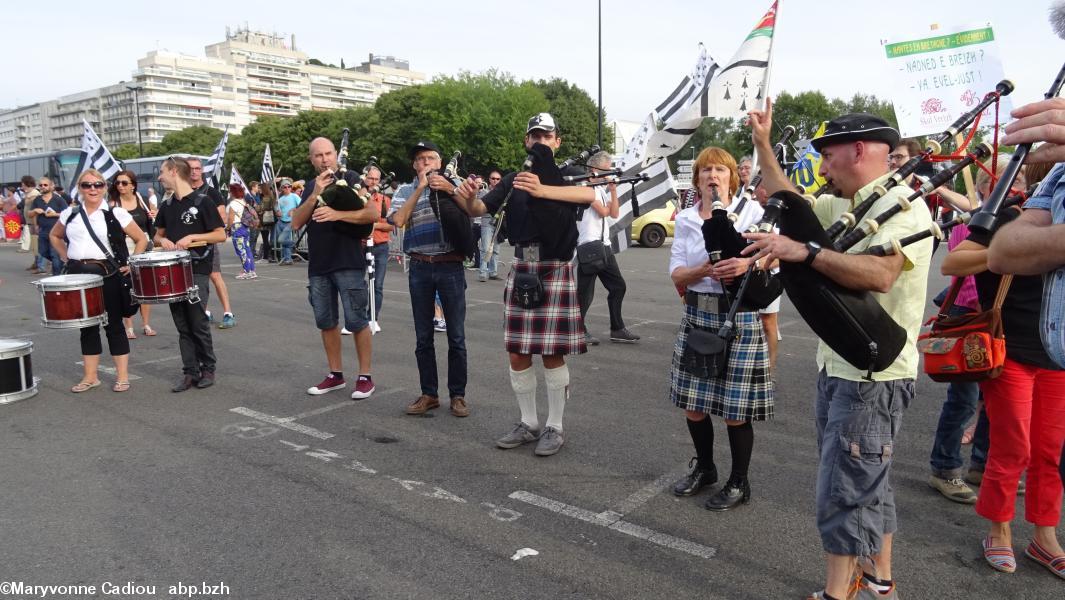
0, 239, 1061, 600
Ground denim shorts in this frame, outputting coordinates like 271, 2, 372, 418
308, 269, 368, 332
815, 370, 913, 557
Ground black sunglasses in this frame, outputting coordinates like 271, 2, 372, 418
115, 180, 133, 186
79, 181, 107, 190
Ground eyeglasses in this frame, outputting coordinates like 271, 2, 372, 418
115, 180, 132, 186
79, 181, 107, 190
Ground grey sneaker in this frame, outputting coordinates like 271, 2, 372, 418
928, 475, 977, 504
964, 468, 983, 486
584, 332, 600, 346
534, 426, 564, 456
496, 422, 540, 449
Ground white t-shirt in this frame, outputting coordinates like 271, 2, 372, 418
668, 198, 764, 294
58, 205, 134, 260
227, 200, 245, 222
577, 186, 615, 247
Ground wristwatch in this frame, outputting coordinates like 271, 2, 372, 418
803, 241, 822, 266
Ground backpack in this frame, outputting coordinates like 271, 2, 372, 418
239, 200, 260, 229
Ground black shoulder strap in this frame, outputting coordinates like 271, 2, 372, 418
76, 207, 116, 263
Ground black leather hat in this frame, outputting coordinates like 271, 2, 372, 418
409, 140, 441, 159
810, 113, 901, 153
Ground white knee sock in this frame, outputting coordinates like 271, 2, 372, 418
509, 367, 539, 430
544, 364, 570, 431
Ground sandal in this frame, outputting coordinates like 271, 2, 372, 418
71, 380, 101, 393
126, 327, 137, 339
983, 536, 1017, 573
143, 325, 157, 337
112, 381, 130, 393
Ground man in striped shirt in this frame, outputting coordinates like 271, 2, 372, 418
389, 141, 470, 418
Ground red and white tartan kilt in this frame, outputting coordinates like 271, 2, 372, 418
503, 259, 587, 356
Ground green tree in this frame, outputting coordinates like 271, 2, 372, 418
534, 77, 614, 157
156, 126, 228, 157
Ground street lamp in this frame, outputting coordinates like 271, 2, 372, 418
690, 145, 696, 160
126, 83, 144, 157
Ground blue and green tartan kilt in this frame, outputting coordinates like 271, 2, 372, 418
670, 304, 774, 421
503, 259, 587, 356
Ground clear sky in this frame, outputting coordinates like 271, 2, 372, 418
5, 0, 1061, 125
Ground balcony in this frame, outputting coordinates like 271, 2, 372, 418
247, 66, 300, 81
135, 67, 212, 83
249, 104, 298, 117
142, 106, 212, 120
143, 80, 212, 95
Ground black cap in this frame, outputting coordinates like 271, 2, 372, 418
409, 140, 441, 159
810, 113, 901, 153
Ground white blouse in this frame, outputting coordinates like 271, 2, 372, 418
57, 205, 134, 261
668, 198, 764, 294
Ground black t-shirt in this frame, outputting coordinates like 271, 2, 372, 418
197, 183, 225, 208
968, 227, 1061, 370
300, 171, 367, 276
480, 165, 583, 261
154, 190, 226, 276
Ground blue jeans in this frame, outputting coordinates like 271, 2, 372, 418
479, 221, 497, 277
370, 242, 389, 320
929, 305, 984, 478
276, 221, 293, 262
307, 269, 369, 332
408, 260, 467, 398
37, 227, 63, 274
970, 403, 990, 472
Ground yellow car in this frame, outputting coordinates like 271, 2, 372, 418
630, 200, 677, 248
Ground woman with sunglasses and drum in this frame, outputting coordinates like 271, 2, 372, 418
49, 169, 148, 393
109, 170, 157, 338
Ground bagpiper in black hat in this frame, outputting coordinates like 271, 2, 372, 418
810, 113, 901, 153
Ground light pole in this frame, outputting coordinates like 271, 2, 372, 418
126, 84, 144, 157
597, 0, 602, 149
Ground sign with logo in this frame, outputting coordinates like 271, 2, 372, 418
882, 23, 1011, 138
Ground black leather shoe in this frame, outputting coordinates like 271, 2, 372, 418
196, 371, 215, 389
672, 458, 718, 496
704, 476, 751, 511
172, 374, 199, 393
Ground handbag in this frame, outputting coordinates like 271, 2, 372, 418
512, 271, 545, 310
576, 208, 610, 275
918, 274, 1011, 382
680, 324, 732, 379
76, 207, 141, 319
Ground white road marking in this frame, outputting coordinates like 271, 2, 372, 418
283, 388, 403, 421
509, 490, 716, 560
511, 548, 539, 561
75, 361, 142, 381
229, 407, 334, 440
132, 355, 182, 366
597, 472, 678, 523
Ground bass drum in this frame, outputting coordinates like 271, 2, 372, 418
0, 339, 38, 405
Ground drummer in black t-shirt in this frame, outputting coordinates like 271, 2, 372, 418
452, 113, 595, 456
153, 156, 227, 392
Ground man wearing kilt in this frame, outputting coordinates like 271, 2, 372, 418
453, 113, 595, 456
745, 103, 931, 600
668, 147, 774, 512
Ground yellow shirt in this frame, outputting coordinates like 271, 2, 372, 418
811, 174, 934, 382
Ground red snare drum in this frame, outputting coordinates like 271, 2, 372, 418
33, 274, 107, 329
129, 250, 199, 304
0, 339, 38, 405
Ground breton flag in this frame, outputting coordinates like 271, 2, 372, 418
655, 43, 720, 127
229, 165, 251, 197
607, 158, 676, 252
71, 119, 123, 200
202, 127, 229, 188
261, 144, 277, 196
645, 0, 779, 159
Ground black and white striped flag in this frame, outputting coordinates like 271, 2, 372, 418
71, 119, 122, 200
229, 165, 251, 197
608, 158, 677, 253
202, 127, 229, 188
261, 144, 276, 196
654, 43, 719, 127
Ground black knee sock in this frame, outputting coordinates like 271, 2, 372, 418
727, 421, 754, 481
686, 417, 715, 471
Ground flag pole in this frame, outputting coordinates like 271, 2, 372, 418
597, 0, 603, 149
750, 0, 780, 177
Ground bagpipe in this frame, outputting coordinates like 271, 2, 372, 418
427, 151, 477, 258
775, 80, 1018, 377
316, 128, 382, 239
697, 126, 797, 311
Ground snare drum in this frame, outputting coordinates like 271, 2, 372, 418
34, 274, 107, 329
129, 250, 198, 304
0, 339, 38, 405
